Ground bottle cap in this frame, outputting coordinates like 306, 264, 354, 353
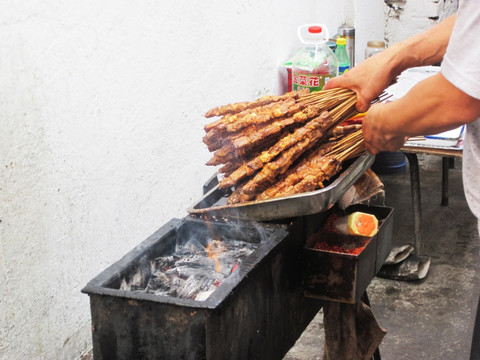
308, 26, 323, 34
298, 24, 329, 45
336, 37, 346, 46
367, 41, 385, 48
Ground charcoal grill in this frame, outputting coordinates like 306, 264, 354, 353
82, 216, 323, 360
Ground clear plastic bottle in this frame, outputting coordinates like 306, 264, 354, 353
291, 24, 339, 92
335, 37, 350, 75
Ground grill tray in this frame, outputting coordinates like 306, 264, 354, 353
188, 153, 374, 221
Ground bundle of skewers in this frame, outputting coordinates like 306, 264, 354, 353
202, 88, 385, 205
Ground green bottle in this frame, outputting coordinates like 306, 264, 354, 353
335, 37, 350, 75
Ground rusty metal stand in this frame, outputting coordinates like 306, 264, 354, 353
403, 152, 457, 256
400, 144, 462, 256
404, 153, 423, 256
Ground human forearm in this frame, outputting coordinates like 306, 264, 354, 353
377, 73, 479, 135
362, 72, 480, 153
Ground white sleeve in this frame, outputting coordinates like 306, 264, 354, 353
441, 0, 480, 100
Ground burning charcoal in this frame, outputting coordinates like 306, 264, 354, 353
155, 289, 179, 297
146, 271, 170, 293
164, 267, 179, 276
150, 275, 185, 297
152, 255, 179, 270
176, 237, 206, 254
174, 265, 224, 281
175, 255, 215, 269
119, 263, 151, 292
177, 275, 215, 299
171, 275, 185, 286
123, 234, 266, 301
119, 278, 129, 291
146, 273, 179, 297
216, 259, 235, 277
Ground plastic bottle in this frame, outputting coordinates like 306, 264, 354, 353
291, 24, 339, 92
335, 37, 350, 75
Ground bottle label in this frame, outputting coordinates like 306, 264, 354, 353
339, 65, 350, 75
292, 71, 333, 92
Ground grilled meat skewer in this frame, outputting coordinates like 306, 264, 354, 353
256, 142, 334, 200
219, 111, 332, 189
204, 90, 307, 119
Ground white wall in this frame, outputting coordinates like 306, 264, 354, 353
315, 0, 385, 65
354, 0, 386, 63
0, 1, 320, 359
0, 1, 458, 359
385, 0, 459, 45
315, 0, 458, 66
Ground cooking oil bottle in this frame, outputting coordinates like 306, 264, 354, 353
291, 24, 339, 92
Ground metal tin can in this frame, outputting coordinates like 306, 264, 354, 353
337, 25, 355, 67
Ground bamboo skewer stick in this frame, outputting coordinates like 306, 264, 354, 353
324, 130, 365, 160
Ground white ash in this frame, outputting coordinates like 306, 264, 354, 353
120, 237, 259, 300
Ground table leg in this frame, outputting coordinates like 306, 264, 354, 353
441, 157, 454, 207
404, 153, 423, 255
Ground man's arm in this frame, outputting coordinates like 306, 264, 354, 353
362, 72, 480, 154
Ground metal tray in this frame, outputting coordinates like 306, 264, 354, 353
187, 153, 374, 221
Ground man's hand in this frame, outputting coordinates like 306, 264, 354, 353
324, 54, 397, 112
361, 103, 406, 155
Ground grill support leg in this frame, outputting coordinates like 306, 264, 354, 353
362, 291, 382, 360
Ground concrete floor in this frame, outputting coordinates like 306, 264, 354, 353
284, 153, 480, 360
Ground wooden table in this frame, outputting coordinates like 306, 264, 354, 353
399, 142, 463, 255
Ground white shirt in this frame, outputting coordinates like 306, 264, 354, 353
441, 0, 480, 220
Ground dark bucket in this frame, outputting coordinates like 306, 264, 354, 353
371, 151, 407, 174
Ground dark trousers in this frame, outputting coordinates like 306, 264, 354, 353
473, 220, 480, 360
472, 294, 480, 359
